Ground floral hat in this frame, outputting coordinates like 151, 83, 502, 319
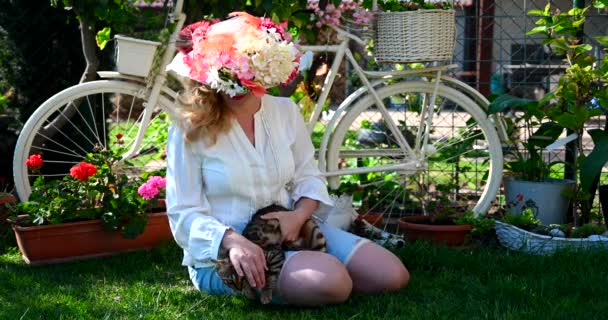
167, 12, 300, 97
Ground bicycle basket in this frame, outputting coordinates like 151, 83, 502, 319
115, 35, 161, 77
374, 9, 455, 63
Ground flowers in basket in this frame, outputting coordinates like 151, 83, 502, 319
167, 12, 300, 97
306, 0, 455, 29
371, 0, 454, 12
306, 0, 374, 28
14, 147, 166, 239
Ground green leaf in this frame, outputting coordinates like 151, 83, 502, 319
594, 0, 608, 9
580, 130, 608, 192
549, 38, 570, 54
526, 26, 548, 36
96, 27, 112, 50
574, 54, 596, 68
574, 44, 593, 55
595, 36, 608, 47
527, 9, 547, 16
488, 95, 535, 114
528, 122, 564, 148
554, 114, 578, 131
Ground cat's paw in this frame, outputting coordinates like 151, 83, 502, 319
259, 291, 273, 304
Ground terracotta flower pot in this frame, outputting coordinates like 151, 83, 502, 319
358, 212, 384, 227
12, 212, 173, 265
398, 215, 472, 246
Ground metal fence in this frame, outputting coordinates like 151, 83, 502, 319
452, 0, 608, 215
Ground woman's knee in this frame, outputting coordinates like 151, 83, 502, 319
347, 242, 410, 292
279, 251, 352, 305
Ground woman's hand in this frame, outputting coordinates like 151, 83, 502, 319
261, 210, 307, 243
220, 230, 267, 288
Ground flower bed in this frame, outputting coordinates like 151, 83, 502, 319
494, 220, 608, 255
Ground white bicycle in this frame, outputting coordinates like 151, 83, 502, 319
13, 0, 506, 238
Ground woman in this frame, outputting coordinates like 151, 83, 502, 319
166, 12, 409, 306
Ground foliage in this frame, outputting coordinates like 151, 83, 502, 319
501, 208, 542, 231
525, 3, 608, 223
0, 1, 84, 121
489, 2, 608, 224
184, 0, 311, 41
570, 223, 607, 238
453, 210, 495, 235
50, 0, 164, 50
362, 0, 452, 11
488, 95, 564, 182
12, 148, 166, 239
307, 0, 373, 29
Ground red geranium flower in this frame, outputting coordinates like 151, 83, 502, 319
70, 162, 97, 181
25, 154, 44, 170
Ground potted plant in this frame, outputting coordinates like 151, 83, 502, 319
524, 2, 608, 226
495, 208, 608, 255
397, 182, 494, 246
489, 94, 575, 225
9, 147, 171, 265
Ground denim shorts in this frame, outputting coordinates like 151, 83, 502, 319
187, 223, 370, 301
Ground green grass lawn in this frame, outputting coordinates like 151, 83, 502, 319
2, 240, 608, 320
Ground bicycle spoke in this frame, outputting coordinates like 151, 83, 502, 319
328, 82, 502, 239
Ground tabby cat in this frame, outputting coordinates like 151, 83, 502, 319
215, 204, 327, 304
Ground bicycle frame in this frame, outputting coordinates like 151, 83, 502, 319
300, 25, 508, 178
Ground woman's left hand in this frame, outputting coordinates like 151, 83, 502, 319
260, 211, 306, 243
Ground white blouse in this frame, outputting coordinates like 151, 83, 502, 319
166, 95, 334, 268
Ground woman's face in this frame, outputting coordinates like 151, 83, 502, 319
221, 92, 260, 110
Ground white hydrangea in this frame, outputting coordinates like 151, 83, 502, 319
250, 41, 299, 87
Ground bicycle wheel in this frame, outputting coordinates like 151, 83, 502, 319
326, 81, 502, 237
14, 80, 174, 201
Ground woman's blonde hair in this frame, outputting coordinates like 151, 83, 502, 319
172, 80, 233, 145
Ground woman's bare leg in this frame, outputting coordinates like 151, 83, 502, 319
346, 241, 409, 293
278, 251, 352, 306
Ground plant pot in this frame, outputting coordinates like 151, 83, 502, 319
495, 220, 608, 255
148, 198, 167, 213
504, 177, 575, 225
115, 35, 161, 77
0, 194, 16, 227
358, 212, 384, 227
398, 215, 472, 246
12, 212, 173, 265
600, 185, 608, 226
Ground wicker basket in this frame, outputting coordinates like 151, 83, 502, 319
374, 9, 455, 63
494, 220, 608, 255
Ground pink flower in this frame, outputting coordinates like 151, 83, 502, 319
147, 176, 166, 189
138, 176, 166, 200
138, 183, 159, 200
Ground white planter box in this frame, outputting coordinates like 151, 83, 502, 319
115, 35, 161, 77
495, 220, 608, 255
